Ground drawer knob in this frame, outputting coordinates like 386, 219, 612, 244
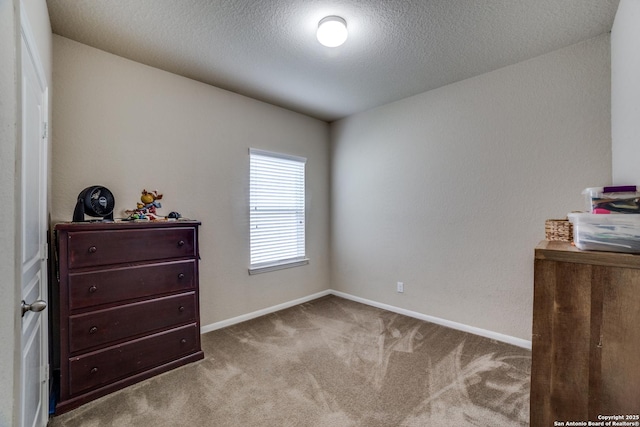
180, 338, 187, 344
90, 367, 98, 374
89, 286, 98, 293
177, 240, 185, 247
178, 306, 185, 313
89, 326, 98, 334
178, 273, 185, 280
88, 246, 97, 254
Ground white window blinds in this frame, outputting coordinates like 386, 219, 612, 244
249, 148, 307, 274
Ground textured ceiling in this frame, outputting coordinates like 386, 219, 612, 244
47, 0, 619, 122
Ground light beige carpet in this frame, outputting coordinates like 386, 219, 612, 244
48, 295, 531, 426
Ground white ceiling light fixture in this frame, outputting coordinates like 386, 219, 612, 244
317, 16, 348, 47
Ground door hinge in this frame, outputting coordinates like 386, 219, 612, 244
41, 364, 49, 383
42, 243, 49, 261
42, 122, 48, 140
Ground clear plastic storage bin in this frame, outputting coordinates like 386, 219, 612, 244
568, 212, 640, 253
582, 186, 640, 214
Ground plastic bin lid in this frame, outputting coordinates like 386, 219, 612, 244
582, 185, 637, 195
568, 212, 640, 225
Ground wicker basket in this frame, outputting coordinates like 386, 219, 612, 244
545, 218, 573, 242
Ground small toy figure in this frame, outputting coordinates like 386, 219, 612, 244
125, 189, 164, 220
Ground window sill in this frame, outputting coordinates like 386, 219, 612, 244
249, 259, 309, 275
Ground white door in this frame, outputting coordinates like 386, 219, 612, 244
20, 12, 49, 427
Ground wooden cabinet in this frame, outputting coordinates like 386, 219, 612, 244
53, 221, 204, 414
531, 241, 640, 426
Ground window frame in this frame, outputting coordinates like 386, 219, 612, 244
248, 148, 308, 275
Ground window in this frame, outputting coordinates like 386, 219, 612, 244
249, 148, 307, 274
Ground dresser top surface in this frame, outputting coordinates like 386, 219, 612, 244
536, 240, 640, 269
55, 220, 201, 232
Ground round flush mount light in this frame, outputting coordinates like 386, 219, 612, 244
317, 16, 348, 47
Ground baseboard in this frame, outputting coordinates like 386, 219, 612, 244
200, 290, 331, 334
330, 290, 532, 350
200, 289, 532, 350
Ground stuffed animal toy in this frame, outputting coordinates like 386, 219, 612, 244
125, 189, 164, 220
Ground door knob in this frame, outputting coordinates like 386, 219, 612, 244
21, 299, 47, 317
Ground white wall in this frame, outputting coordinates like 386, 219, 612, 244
0, 1, 20, 424
51, 36, 331, 327
611, 0, 640, 185
331, 35, 612, 341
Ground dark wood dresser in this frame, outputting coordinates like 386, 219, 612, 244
52, 220, 204, 414
531, 241, 640, 426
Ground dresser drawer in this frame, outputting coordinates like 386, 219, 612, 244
68, 323, 199, 396
69, 292, 197, 354
68, 260, 196, 310
66, 227, 196, 268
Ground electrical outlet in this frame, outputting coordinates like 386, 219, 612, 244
397, 281, 404, 293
